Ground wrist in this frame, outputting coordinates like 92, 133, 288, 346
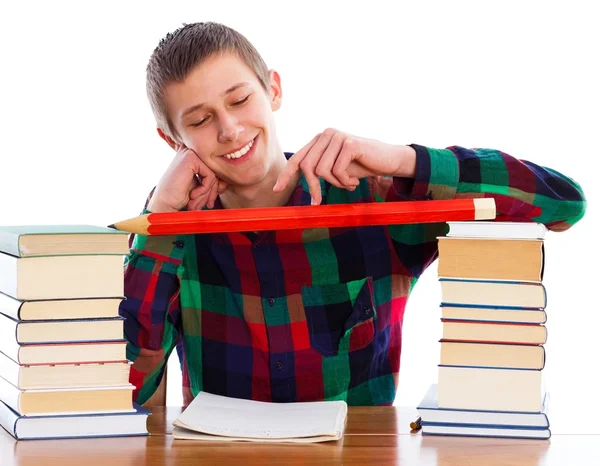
146, 198, 180, 213
393, 145, 417, 178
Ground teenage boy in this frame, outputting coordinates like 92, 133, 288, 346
120, 22, 586, 406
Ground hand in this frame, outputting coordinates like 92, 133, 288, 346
147, 145, 228, 212
273, 128, 416, 205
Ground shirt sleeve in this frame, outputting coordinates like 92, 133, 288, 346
118, 207, 189, 405
375, 144, 587, 278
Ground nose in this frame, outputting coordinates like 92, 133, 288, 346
217, 112, 244, 144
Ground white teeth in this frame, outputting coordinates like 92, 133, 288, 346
223, 139, 253, 159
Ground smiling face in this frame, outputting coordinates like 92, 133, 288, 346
162, 52, 283, 187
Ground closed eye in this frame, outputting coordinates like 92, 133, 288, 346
233, 95, 251, 106
190, 116, 209, 127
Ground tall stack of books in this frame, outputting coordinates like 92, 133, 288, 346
417, 221, 551, 439
0, 225, 149, 440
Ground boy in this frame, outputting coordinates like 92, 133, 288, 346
119, 22, 586, 406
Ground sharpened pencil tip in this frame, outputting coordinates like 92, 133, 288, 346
107, 224, 116, 229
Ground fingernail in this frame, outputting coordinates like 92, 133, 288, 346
311, 196, 317, 205
273, 180, 280, 191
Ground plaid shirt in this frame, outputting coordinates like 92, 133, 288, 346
119, 144, 586, 406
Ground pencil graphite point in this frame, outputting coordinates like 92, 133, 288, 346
107, 224, 116, 229
108, 215, 151, 235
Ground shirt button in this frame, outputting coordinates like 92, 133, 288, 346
268, 297, 276, 307
174, 240, 185, 249
363, 305, 372, 316
275, 360, 284, 370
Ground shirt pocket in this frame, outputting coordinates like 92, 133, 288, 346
301, 276, 376, 357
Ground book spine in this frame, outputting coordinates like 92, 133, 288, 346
0, 291, 23, 320
0, 231, 21, 257
0, 399, 19, 439
0, 374, 22, 415
0, 351, 20, 387
0, 252, 19, 299
0, 312, 19, 351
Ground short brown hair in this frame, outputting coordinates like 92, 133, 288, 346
146, 22, 270, 139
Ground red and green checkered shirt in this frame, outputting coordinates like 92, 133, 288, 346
119, 144, 586, 406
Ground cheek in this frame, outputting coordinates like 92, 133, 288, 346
185, 127, 214, 149
182, 137, 214, 165
246, 99, 273, 126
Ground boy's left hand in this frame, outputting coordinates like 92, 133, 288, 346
273, 128, 416, 205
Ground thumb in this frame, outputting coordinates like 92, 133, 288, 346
346, 161, 370, 184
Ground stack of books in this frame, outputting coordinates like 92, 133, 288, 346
418, 221, 551, 439
0, 225, 150, 440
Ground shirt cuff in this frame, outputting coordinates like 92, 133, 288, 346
393, 144, 460, 200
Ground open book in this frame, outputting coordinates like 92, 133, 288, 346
172, 392, 348, 443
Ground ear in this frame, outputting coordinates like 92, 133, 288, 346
157, 127, 182, 151
268, 69, 282, 112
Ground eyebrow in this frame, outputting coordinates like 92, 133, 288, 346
181, 82, 251, 118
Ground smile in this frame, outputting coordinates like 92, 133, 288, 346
221, 138, 254, 159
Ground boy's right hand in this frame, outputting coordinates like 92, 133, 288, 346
146, 146, 227, 213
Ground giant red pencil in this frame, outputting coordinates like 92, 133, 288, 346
109, 198, 496, 235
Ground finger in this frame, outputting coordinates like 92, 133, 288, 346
299, 131, 337, 205
314, 132, 347, 188
189, 179, 212, 199
273, 134, 320, 192
188, 179, 217, 211
187, 172, 203, 193
189, 169, 215, 196
345, 162, 368, 185
300, 160, 321, 205
187, 193, 209, 211
206, 178, 220, 209
183, 148, 212, 179
333, 138, 362, 187
187, 185, 212, 211
192, 166, 216, 194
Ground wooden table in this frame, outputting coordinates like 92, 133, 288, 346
1, 406, 598, 466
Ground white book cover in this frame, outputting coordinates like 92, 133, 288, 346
422, 423, 550, 439
446, 221, 548, 239
0, 399, 149, 440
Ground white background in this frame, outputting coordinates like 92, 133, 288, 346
1, 1, 597, 409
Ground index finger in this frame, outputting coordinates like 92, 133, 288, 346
273, 134, 320, 192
